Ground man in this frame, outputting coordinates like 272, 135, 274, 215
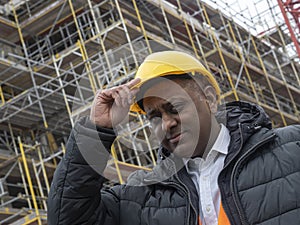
48, 51, 300, 225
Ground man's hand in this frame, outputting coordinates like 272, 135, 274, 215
90, 78, 141, 128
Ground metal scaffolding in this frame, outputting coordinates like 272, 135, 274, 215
0, 0, 299, 223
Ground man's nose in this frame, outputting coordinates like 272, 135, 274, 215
161, 113, 177, 132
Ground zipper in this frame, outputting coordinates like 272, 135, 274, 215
230, 128, 276, 225
156, 162, 198, 225
160, 179, 192, 225
230, 123, 246, 225
174, 172, 198, 225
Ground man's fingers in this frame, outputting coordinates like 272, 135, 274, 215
117, 86, 131, 107
95, 78, 140, 107
130, 87, 140, 96
128, 88, 139, 104
112, 91, 122, 107
110, 86, 131, 107
115, 82, 140, 106
126, 78, 141, 89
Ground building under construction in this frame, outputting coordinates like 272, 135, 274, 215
0, 0, 299, 224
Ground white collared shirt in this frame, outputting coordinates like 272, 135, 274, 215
183, 124, 230, 225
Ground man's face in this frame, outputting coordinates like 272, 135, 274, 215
142, 78, 215, 158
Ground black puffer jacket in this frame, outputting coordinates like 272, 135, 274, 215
48, 101, 300, 225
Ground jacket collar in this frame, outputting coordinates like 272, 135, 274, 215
216, 101, 273, 165
216, 101, 272, 133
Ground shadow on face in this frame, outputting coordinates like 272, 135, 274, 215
141, 77, 219, 158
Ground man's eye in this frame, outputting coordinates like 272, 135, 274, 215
169, 104, 183, 114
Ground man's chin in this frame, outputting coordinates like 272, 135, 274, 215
172, 145, 196, 159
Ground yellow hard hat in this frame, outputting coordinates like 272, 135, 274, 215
130, 50, 221, 114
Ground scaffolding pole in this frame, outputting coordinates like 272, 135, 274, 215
200, 2, 239, 101
0, 1, 300, 222
10, 0, 49, 129
251, 36, 287, 126
18, 137, 42, 225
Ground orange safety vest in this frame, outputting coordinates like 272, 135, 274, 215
198, 203, 231, 225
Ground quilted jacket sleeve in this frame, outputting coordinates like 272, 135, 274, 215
47, 117, 120, 225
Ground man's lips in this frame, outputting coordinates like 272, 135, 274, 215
167, 132, 184, 144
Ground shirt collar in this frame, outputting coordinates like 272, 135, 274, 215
183, 124, 230, 166
210, 123, 230, 155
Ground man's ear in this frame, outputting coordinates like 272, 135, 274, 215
203, 86, 218, 113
